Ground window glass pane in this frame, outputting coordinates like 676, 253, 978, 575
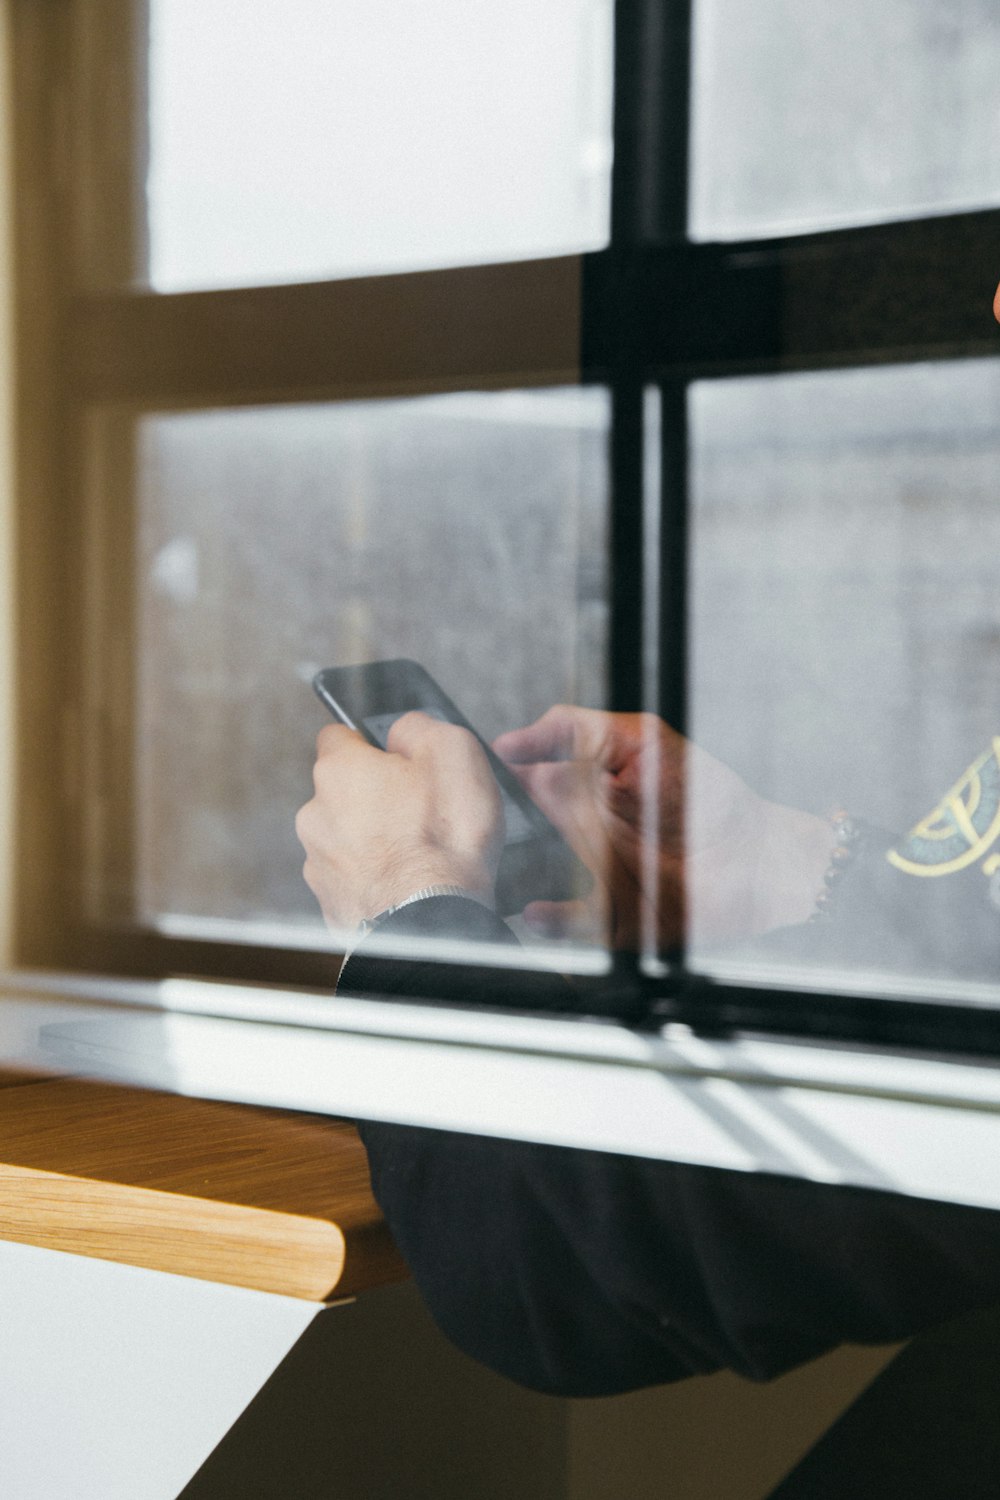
687, 360, 1000, 998
126, 390, 610, 960
690, 0, 1000, 241
147, 0, 614, 291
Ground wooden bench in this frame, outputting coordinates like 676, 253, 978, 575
0, 1071, 406, 1299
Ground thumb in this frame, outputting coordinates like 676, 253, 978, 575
494, 705, 616, 767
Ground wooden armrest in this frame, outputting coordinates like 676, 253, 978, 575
0, 1074, 407, 1300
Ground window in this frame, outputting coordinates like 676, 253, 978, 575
14, 0, 612, 987
147, 0, 613, 289
12, 0, 1000, 1060
690, 0, 1000, 239
130, 389, 609, 947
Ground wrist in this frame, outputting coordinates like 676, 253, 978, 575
808, 810, 867, 922
752, 803, 840, 934
357, 858, 496, 928
357, 883, 494, 936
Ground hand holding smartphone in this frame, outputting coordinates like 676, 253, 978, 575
312, 659, 591, 916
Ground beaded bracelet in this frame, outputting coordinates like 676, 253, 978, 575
809, 810, 865, 922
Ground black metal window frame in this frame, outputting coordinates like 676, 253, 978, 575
586, 1, 1000, 1054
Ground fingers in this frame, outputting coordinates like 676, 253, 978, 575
494, 705, 615, 766
508, 758, 587, 823
494, 705, 665, 776
315, 722, 369, 758
387, 710, 477, 763
385, 709, 437, 755
387, 713, 497, 804
311, 722, 377, 788
316, 713, 479, 778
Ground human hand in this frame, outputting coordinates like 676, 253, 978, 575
494, 706, 833, 951
296, 711, 503, 932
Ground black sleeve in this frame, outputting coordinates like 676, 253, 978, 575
338, 893, 581, 1011
344, 897, 1000, 1397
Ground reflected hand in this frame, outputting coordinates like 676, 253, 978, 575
494, 706, 833, 951
297, 711, 503, 931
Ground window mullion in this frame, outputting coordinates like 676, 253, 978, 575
610, 0, 693, 246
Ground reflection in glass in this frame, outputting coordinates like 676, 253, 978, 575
132, 390, 610, 946
690, 0, 1000, 240
147, 0, 613, 291
688, 360, 1000, 990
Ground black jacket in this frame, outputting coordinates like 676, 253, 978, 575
342, 847, 1000, 1395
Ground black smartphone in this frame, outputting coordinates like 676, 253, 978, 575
312, 659, 592, 916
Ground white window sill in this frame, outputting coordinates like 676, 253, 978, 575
0, 967, 998, 1212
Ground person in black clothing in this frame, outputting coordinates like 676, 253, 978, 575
290, 284, 1000, 1397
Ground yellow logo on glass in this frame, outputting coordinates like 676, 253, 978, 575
888, 738, 1000, 879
